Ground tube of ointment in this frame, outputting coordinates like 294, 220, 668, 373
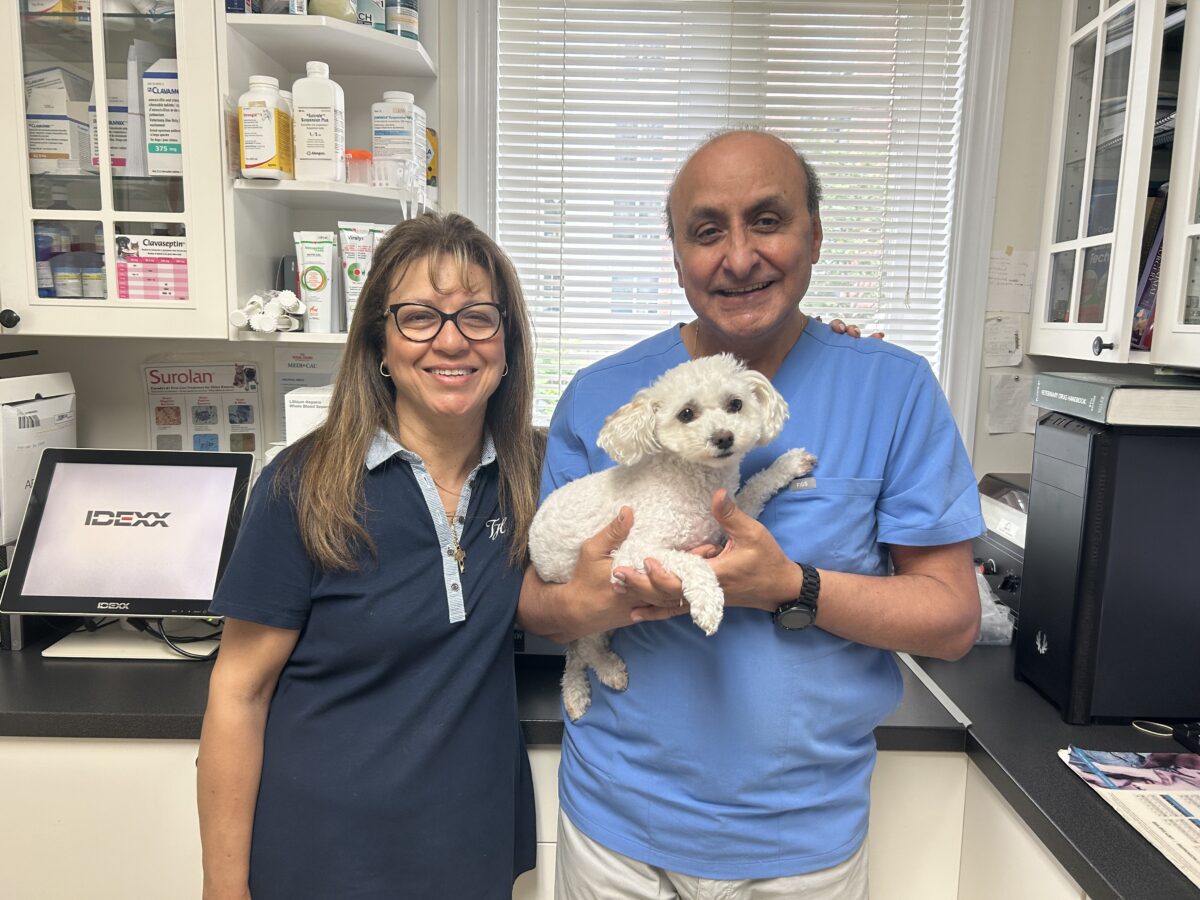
338, 221, 375, 325
294, 231, 337, 333
276, 289, 304, 315
249, 312, 303, 333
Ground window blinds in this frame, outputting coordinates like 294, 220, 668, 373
496, 1, 968, 422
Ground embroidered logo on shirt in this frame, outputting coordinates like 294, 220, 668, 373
486, 516, 508, 540
789, 477, 817, 491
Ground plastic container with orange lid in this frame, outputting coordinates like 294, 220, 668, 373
344, 149, 373, 185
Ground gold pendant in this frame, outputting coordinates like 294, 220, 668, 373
453, 544, 466, 573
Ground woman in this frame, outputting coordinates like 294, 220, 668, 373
198, 213, 540, 900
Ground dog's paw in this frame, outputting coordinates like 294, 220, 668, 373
689, 600, 724, 636
776, 447, 817, 479
561, 679, 592, 721
564, 694, 590, 721
594, 654, 629, 692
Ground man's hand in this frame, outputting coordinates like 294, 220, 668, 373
706, 489, 802, 611
519, 508, 691, 643
612, 489, 801, 622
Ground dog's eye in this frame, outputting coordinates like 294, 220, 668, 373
726, 398, 743, 414
676, 407, 695, 423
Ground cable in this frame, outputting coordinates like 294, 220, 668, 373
127, 618, 222, 661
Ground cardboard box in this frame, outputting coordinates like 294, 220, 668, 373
89, 79, 145, 174
0, 373, 77, 545
284, 384, 332, 444
26, 88, 92, 175
23, 67, 90, 102
142, 59, 181, 176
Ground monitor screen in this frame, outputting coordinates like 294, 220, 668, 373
0, 448, 253, 619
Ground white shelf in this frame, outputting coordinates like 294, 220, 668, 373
225, 14, 435, 78
233, 330, 348, 344
233, 179, 430, 216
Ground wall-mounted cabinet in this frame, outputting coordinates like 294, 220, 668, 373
0, 2, 228, 338
216, 8, 439, 346
1031, 0, 1200, 368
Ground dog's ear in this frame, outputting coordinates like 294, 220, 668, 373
745, 369, 789, 445
597, 390, 661, 465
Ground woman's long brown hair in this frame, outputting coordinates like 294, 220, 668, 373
274, 212, 539, 571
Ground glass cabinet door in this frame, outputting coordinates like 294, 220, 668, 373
12, 0, 215, 327
1045, 5, 1135, 329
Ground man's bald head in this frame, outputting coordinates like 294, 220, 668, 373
664, 129, 822, 242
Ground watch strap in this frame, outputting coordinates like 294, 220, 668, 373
773, 563, 820, 630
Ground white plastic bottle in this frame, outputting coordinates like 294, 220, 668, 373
238, 75, 293, 180
371, 91, 425, 188
292, 61, 346, 183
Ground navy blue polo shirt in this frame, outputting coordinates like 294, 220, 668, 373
210, 431, 535, 900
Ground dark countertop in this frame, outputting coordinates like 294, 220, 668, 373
916, 645, 1199, 900
1, 637, 1195, 899
0, 640, 963, 748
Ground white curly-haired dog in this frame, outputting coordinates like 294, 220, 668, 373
529, 353, 816, 720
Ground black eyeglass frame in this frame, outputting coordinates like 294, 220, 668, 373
384, 302, 507, 343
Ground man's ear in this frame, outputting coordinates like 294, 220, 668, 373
673, 251, 684, 290
598, 391, 661, 466
810, 213, 823, 266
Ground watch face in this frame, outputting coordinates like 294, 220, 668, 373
778, 603, 816, 630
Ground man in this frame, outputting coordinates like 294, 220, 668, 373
518, 129, 983, 899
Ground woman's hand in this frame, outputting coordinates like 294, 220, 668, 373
828, 318, 886, 340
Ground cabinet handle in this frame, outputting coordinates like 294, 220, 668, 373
0, 309, 20, 330
1091, 336, 1114, 356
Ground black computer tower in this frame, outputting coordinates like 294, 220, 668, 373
1015, 412, 1200, 724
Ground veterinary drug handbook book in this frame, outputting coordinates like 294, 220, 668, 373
1032, 371, 1200, 427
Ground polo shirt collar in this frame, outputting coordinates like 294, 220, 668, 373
365, 428, 497, 470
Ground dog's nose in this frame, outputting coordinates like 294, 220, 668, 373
711, 431, 734, 451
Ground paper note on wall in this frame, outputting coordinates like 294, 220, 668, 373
984, 314, 1025, 367
987, 373, 1039, 434
988, 249, 1036, 313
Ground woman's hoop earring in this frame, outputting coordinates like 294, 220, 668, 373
502, 363, 509, 377
380, 359, 390, 378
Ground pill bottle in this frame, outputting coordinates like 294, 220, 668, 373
239, 75, 294, 180
425, 125, 437, 187
34, 230, 56, 298
292, 61, 346, 182
81, 266, 106, 298
386, 0, 417, 39
371, 91, 425, 187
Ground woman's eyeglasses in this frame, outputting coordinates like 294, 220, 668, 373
384, 302, 505, 342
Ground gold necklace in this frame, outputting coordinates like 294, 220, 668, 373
431, 476, 466, 573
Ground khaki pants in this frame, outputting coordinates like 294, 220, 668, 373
555, 811, 870, 900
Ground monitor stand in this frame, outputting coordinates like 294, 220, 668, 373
41, 619, 220, 661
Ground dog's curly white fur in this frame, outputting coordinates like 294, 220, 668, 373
529, 354, 816, 721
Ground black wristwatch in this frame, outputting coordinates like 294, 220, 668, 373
773, 563, 820, 630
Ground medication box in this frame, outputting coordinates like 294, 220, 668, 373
0, 373, 77, 545
24, 67, 90, 102
284, 384, 333, 444
27, 90, 91, 175
142, 58, 182, 176
89, 79, 144, 174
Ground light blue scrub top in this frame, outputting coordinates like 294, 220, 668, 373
541, 321, 985, 880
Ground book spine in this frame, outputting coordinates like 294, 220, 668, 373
1131, 196, 1166, 352
1032, 374, 1114, 424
